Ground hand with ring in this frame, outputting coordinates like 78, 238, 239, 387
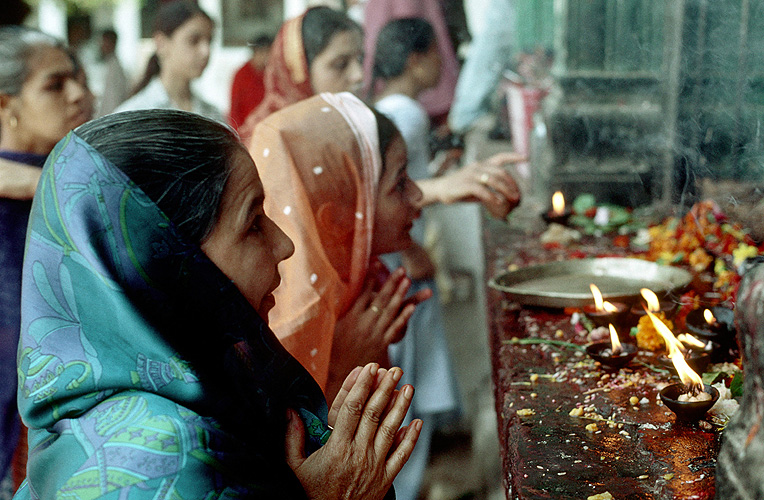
325, 264, 432, 402
414, 151, 523, 219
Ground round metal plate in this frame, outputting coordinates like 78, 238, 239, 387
488, 257, 693, 308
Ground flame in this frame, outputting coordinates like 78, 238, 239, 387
640, 288, 660, 312
590, 284, 604, 310
552, 191, 565, 215
608, 324, 622, 355
603, 301, 618, 312
646, 311, 703, 393
704, 309, 716, 325
678, 333, 706, 349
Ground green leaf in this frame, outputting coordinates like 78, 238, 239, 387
702, 372, 726, 385
572, 194, 597, 214
730, 372, 744, 398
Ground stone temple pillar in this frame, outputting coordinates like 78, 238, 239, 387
716, 259, 764, 499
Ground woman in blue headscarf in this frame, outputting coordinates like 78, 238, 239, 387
15, 109, 421, 499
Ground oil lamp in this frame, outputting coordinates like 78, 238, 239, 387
586, 323, 637, 369
630, 288, 676, 320
685, 306, 736, 351
541, 191, 572, 225
648, 311, 719, 420
583, 284, 628, 329
647, 310, 711, 375
677, 333, 718, 358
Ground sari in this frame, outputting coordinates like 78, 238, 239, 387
14, 131, 329, 499
252, 93, 381, 390
238, 13, 313, 140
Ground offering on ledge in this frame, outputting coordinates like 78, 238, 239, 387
541, 191, 572, 226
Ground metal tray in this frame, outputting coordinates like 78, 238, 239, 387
488, 257, 693, 308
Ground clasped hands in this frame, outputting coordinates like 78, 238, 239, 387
286, 363, 422, 500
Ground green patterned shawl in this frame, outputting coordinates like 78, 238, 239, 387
15, 132, 330, 499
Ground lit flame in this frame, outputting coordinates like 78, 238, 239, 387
603, 301, 618, 312
552, 191, 565, 215
678, 333, 706, 349
640, 288, 660, 312
704, 309, 716, 325
646, 310, 703, 393
608, 324, 622, 355
590, 284, 604, 310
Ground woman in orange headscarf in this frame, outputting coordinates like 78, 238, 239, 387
252, 92, 430, 400
237, 6, 363, 137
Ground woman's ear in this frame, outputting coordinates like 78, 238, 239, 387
0, 93, 13, 113
0, 93, 19, 126
154, 33, 169, 61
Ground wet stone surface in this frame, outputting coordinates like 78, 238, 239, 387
484, 225, 719, 500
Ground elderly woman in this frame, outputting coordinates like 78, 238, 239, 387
14, 109, 420, 499
0, 25, 93, 486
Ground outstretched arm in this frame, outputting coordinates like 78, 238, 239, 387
416, 151, 525, 219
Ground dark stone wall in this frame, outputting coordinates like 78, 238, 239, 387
716, 260, 764, 499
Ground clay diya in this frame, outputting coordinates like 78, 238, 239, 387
647, 310, 720, 421
660, 383, 719, 421
583, 283, 629, 329
586, 324, 637, 369
658, 351, 711, 375
677, 333, 720, 361
541, 191, 572, 226
630, 288, 677, 320
685, 306, 736, 348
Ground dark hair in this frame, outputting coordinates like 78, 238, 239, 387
101, 29, 118, 44
74, 109, 242, 243
0, 26, 65, 96
370, 106, 401, 172
301, 6, 361, 68
248, 34, 273, 49
372, 17, 435, 83
131, 1, 214, 96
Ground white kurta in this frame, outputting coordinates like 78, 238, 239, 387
115, 78, 224, 123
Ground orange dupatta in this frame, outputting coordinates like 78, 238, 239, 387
250, 93, 382, 389
238, 13, 314, 140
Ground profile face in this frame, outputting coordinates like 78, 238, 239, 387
309, 29, 364, 95
371, 135, 423, 256
156, 14, 214, 81
200, 149, 295, 319
6, 46, 93, 154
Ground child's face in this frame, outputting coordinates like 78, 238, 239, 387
371, 135, 422, 256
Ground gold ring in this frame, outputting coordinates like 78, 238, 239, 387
370, 305, 380, 313
479, 173, 490, 184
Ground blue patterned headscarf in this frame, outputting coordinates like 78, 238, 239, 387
15, 129, 329, 498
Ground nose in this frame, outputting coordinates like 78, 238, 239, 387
199, 39, 211, 61
347, 58, 364, 89
273, 219, 295, 262
409, 179, 424, 207
66, 78, 87, 103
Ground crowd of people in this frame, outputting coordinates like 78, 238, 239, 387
0, 1, 524, 499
